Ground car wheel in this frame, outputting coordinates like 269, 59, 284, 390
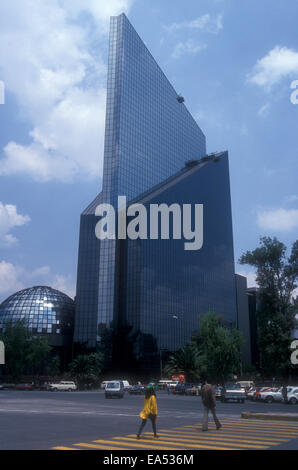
266, 396, 273, 404
53, 388, 58, 392
68, 388, 72, 392
290, 397, 297, 405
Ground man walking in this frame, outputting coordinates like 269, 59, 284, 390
201, 380, 222, 432
282, 385, 288, 404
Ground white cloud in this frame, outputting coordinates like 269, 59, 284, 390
0, 261, 75, 300
257, 208, 298, 231
0, 202, 30, 246
0, 0, 134, 183
166, 14, 223, 34
0, 261, 24, 295
248, 46, 298, 89
172, 40, 207, 59
51, 274, 76, 299
237, 270, 258, 288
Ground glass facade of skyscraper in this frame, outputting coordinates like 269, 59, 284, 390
97, 13, 206, 336
118, 153, 237, 357
74, 194, 102, 346
75, 14, 237, 361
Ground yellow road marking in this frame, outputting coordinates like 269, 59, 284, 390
52, 418, 298, 451
154, 429, 289, 443
112, 436, 242, 451
92, 439, 184, 450
52, 446, 79, 450
219, 419, 298, 429
139, 432, 282, 446
182, 425, 298, 436
126, 435, 268, 450
73, 442, 133, 450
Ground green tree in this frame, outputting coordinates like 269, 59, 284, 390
0, 321, 30, 380
193, 312, 243, 383
164, 343, 202, 382
0, 320, 51, 380
69, 352, 104, 388
26, 336, 50, 375
47, 356, 61, 377
239, 237, 298, 377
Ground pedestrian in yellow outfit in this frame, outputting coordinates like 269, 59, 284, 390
137, 388, 159, 439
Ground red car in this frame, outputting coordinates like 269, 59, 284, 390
15, 383, 35, 391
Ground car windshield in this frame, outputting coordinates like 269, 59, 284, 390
225, 383, 241, 390
107, 383, 119, 389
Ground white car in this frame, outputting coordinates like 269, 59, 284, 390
287, 387, 298, 404
260, 386, 294, 403
48, 381, 77, 392
105, 381, 124, 399
222, 383, 246, 403
121, 380, 131, 391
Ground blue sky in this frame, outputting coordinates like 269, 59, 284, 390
0, 0, 298, 301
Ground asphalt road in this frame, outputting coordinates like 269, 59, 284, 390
0, 390, 298, 450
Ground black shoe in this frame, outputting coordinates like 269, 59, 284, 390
216, 424, 222, 430
154, 434, 160, 438
136, 434, 141, 440
202, 429, 208, 432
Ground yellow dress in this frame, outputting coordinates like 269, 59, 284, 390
140, 395, 158, 419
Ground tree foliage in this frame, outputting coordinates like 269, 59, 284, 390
239, 236, 298, 376
164, 343, 202, 382
69, 352, 104, 387
164, 312, 242, 383
193, 312, 243, 382
0, 320, 50, 380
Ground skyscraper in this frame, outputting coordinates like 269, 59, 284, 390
74, 14, 237, 363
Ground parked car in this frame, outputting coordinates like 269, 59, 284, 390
0, 384, 4, 391
48, 381, 77, 392
173, 383, 187, 394
236, 381, 255, 391
222, 383, 246, 403
253, 387, 271, 401
214, 386, 223, 399
39, 382, 51, 391
261, 386, 297, 403
259, 387, 280, 403
246, 387, 256, 400
121, 380, 132, 391
158, 379, 173, 390
15, 383, 35, 391
129, 385, 145, 395
105, 380, 124, 399
185, 385, 201, 396
287, 387, 298, 404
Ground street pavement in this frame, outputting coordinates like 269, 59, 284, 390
0, 390, 298, 450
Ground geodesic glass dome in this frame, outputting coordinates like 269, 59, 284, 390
0, 286, 74, 343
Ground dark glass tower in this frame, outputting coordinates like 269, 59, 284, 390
97, 13, 207, 337
74, 193, 102, 346
75, 14, 237, 360
116, 152, 237, 361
